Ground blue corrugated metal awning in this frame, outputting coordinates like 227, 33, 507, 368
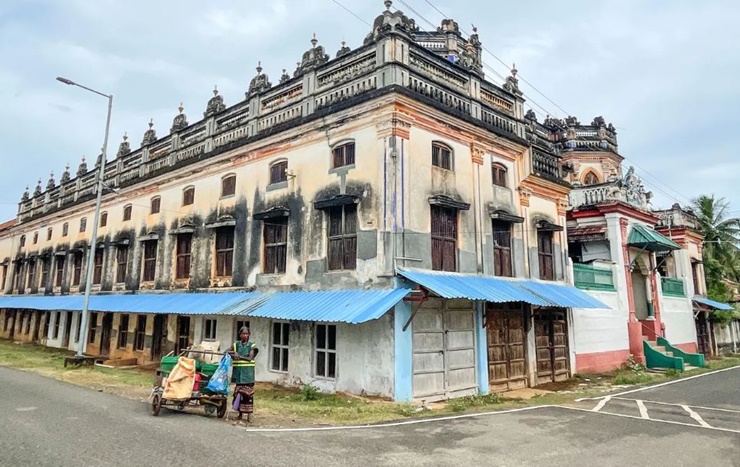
397, 268, 609, 309
518, 280, 610, 309
243, 288, 411, 324
397, 268, 550, 306
0, 295, 83, 311
693, 296, 734, 311
0, 292, 261, 315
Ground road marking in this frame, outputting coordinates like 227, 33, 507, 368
613, 397, 740, 415
636, 400, 650, 419
591, 396, 611, 412
578, 365, 740, 402
244, 405, 554, 432
15, 407, 37, 412
559, 406, 740, 435
243, 404, 740, 435
682, 405, 712, 428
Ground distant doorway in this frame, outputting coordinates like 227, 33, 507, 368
151, 315, 167, 361
100, 313, 114, 356
175, 316, 190, 354
61, 312, 72, 348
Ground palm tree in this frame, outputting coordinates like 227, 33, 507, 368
692, 195, 740, 285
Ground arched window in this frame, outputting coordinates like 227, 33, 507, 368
100, 211, 108, 227
62, 222, 69, 237
492, 163, 508, 188
583, 171, 600, 186
80, 217, 87, 233
221, 174, 236, 197
432, 142, 453, 170
150, 196, 161, 214
332, 142, 355, 168
182, 186, 195, 206
269, 160, 288, 184
123, 204, 132, 221
47, 227, 53, 241
33, 232, 38, 244
19, 235, 26, 247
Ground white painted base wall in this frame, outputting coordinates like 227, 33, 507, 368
661, 296, 697, 345
571, 291, 627, 355
188, 314, 396, 398
714, 320, 740, 354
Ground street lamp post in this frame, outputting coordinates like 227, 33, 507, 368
57, 76, 113, 359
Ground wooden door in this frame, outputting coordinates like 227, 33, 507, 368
62, 312, 72, 348
487, 304, 527, 392
176, 316, 191, 354
412, 302, 478, 401
151, 315, 167, 361
412, 307, 446, 400
100, 313, 113, 356
534, 311, 570, 385
32, 311, 41, 342
444, 308, 477, 399
695, 314, 708, 355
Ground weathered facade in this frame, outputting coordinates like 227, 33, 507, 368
562, 119, 712, 372
0, 1, 711, 400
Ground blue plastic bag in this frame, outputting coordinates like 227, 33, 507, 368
206, 353, 232, 395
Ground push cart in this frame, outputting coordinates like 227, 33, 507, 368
150, 348, 229, 418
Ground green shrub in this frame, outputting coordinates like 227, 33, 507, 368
300, 384, 319, 401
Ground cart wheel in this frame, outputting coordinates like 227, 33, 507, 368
204, 404, 216, 416
151, 394, 162, 416
217, 400, 227, 419
177, 402, 186, 411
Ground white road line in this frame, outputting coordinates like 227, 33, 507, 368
243, 405, 553, 432
613, 397, 740, 415
591, 396, 611, 412
579, 365, 740, 402
682, 405, 712, 428
636, 400, 650, 419
243, 404, 740, 435
559, 406, 740, 435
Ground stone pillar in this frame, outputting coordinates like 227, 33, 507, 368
621, 218, 645, 363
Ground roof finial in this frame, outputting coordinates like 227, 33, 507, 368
256, 61, 262, 74
385, 0, 392, 11
472, 23, 477, 34
213, 85, 219, 96
511, 63, 517, 76
311, 33, 318, 48
148, 118, 154, 129
123, 132, 128, 142
178, 102, 184, 114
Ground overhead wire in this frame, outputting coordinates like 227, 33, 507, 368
413, 0, 702, 208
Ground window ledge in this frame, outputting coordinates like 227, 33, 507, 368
219, 194, 236, 200
266, 181, 288, 192
312, 376, 337, 382
269, 369, 289, 375
328, 164, 355, 175
432, 166, 454, 173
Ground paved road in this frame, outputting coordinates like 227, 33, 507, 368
2, 366, 739, 467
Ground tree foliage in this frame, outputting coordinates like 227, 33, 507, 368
691, 195, 740, 318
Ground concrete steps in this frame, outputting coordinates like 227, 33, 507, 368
643, 338, 705, 372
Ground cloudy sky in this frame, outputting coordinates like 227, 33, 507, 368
1, 0, 738, 222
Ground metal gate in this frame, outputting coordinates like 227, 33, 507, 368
486, 304, 527, 392
412, 300, 477, 401
534, 310, 570, 385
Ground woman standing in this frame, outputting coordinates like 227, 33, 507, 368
229, 326, 258, 423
